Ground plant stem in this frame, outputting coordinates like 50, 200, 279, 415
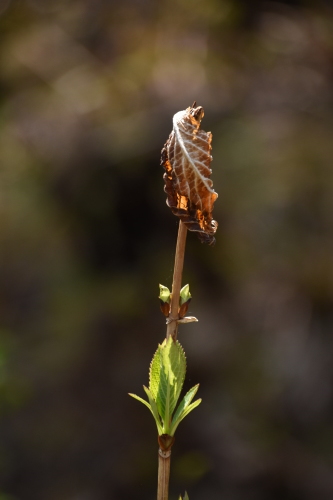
157, 448, 171, 500
157, 221, 187, 499
157, 220, 187, 500
166, 220, 187, 340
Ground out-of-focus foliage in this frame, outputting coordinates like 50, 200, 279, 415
1, 0, 333, 499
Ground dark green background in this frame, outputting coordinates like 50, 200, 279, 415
1, 0, 333, 499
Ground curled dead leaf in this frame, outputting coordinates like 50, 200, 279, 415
161, 102, 218, 245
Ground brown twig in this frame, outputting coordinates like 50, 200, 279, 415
157, 448, 171, 500
156, 221, 187, 500
166, 220, 188, 340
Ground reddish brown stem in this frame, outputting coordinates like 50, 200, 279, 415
157, 448, 171, 500
166, 221, 187, 340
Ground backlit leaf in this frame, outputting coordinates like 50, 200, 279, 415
161, 102, 218, 245
159, 337, 186, 418
149, 337, 186, 432
149, 343, 162, 402
170, 383, 201, 435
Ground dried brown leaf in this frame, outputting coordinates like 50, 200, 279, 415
161, 102, 218, 245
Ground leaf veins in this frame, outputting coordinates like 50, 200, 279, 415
161, 102, 218, 245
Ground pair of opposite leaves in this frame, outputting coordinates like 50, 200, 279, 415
161, 102, 218, 245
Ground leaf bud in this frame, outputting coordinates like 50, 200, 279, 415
159, 284, 171, 317
159, 284, 171, 303
179, 284, 191, 305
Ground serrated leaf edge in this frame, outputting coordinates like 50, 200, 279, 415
167, 339, 187, 415
149, 343, 161, 401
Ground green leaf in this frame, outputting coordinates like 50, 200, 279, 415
171, 399, 202, 436
149, 344, 161, 402
170, 384, 201, 436
163, 337, 186, 415
180, 284, 191, 305
128, 388, 163, 435
171, 384, 199, 425
133, 337, 190, 435
158, 337, 186, 430
149, 337, 186, 433
143, 386, 163, 435
128, 391, 152, 411
178, 492, 189, 500
159, 284, 171, 303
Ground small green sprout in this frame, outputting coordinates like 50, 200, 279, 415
179, 284, 191, 305
129, 336, 201, 437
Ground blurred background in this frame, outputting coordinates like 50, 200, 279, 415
1, 0, 333, 499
